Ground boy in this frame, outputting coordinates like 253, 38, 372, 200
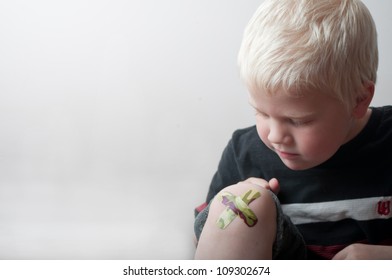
194, 0, 392, 259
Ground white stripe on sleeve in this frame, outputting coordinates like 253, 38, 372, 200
281, 196, 392, 225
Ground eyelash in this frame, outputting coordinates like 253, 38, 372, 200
255, 112, 311, 127
254, 111, 268, 118
290, 120, 309, 126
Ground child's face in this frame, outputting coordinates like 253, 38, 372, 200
249, 88, 356, 170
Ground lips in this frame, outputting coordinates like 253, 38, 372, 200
275, 149, 299, 159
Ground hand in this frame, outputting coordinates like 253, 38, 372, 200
333, 244, 392, 260
243, 177, 280, 195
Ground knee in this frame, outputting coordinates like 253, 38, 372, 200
215, 183, 276, 222
195, 182, 277, 259
207, 182, 277, 242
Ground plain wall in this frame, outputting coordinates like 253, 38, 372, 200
0, 0, 391, 259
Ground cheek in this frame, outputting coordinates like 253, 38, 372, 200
255, 121, 269, 144
298, 129, 341, 159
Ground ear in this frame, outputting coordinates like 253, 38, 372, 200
352, 81, 374, 119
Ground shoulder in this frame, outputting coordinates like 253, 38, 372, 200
227, 125, 275, 163
231, 126, 263, 150
356, 106, 392, 157
377, 105, 392, 123
371, 106, 392, 137
232, 125, 257, 142
228, 126, 266, 157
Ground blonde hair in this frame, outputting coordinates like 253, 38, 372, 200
238, 0, 378, 109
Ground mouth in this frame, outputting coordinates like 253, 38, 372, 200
275, 149, 299, 159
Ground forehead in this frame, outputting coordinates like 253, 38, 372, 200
248, 87, 340, 117
249, 87, 318, 107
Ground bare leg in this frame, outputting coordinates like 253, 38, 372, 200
194, 182, 277, 259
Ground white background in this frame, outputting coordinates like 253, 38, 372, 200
0, 0, 391, 259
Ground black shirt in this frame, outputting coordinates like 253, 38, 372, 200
204, 106, 392, 259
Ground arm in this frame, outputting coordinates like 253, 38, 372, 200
333, 244, 392, 260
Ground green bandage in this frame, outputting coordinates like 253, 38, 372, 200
216, 189, 261, 229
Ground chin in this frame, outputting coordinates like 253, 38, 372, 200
281, 159, 318, 171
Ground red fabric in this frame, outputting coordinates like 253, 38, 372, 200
195, 202, 208, 214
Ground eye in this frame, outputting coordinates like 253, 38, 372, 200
255, 110, 269, 118
290, 119, 311, 126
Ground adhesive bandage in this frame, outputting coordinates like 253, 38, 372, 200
216, 189, 261, 229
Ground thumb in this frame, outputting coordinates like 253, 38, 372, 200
268, 178, 280, 194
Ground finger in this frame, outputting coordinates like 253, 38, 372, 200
268, 178, 280, 194
243, 177, 270, 189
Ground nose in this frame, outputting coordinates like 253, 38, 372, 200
267, 121, 290, 144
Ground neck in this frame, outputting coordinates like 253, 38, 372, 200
345, 108, 372, 144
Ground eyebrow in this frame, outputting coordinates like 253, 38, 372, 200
248, 100, 259, 110
248, 100, 315, 119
